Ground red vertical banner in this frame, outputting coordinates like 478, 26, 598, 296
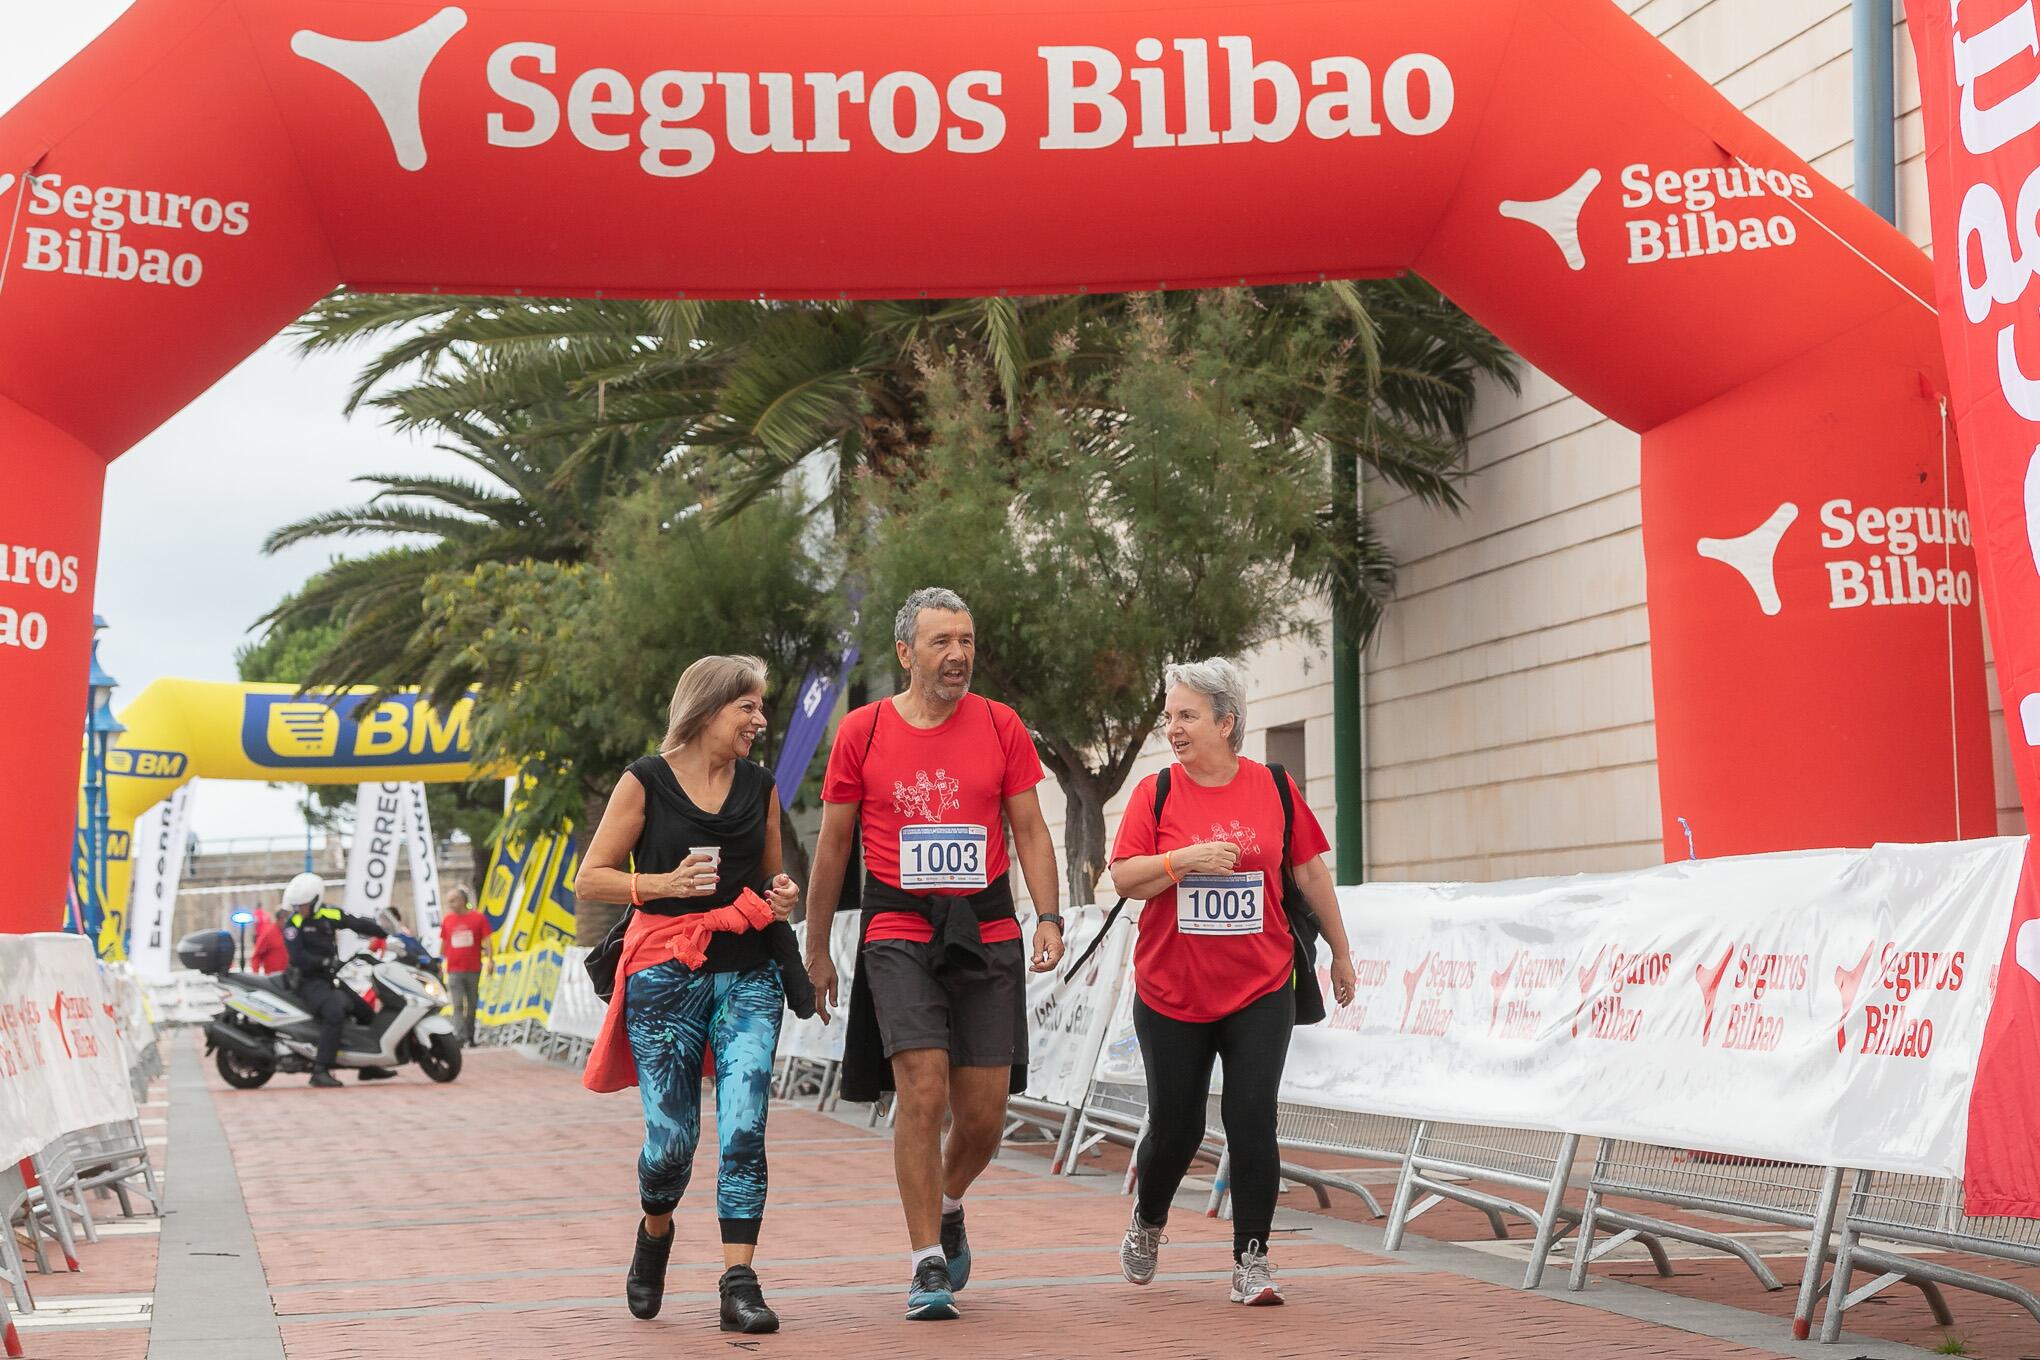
0, 398, 103, 935
1908, 5, 2040, 1216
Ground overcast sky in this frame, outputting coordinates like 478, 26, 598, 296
9, 6, 465, 844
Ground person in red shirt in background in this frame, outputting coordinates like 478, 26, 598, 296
439, 884, 493, 1046
804, 587, 1064, 1323
249, 906, 289, 973
1108, 657, 1358, 1308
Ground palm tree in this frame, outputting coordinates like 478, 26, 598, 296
258, 381, 676, 691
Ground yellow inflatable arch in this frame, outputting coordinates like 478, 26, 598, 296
83, 679, 503, 957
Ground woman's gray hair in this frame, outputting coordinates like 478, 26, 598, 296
1164, 657, 1249, 753
894, 587, 971, 647
662, 654, 769, 751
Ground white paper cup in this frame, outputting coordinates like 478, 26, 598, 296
690, 845, 723, 868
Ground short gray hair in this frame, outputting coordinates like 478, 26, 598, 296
894, 587, 971, 647
445, 883, 473, 910
1164, 657, 1249, 753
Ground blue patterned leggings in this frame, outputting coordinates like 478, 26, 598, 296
625, 960, 784, 1244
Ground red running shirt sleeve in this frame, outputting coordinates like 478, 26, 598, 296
821, 697, 1043, 943
1110, 760, 1327, 1023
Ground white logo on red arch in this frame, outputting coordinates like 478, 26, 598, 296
1699, 498, 1974, 617
292, 7, 469, 172
1500, 162, 1811, 271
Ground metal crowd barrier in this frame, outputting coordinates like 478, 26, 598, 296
1383, 1121, 1590, 1288
1570, 1143, 1953, 1340
1822, 1170, 2029, 1342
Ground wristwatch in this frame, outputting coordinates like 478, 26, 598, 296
1036, 914, 1064, 931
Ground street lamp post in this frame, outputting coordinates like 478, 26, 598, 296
75, 615, 125, 955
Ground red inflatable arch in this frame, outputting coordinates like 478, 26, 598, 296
0, 0, 1997, 932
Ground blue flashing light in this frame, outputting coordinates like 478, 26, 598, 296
230, 911, 255, 926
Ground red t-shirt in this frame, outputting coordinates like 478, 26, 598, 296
441, 910, 492, 973
249, 914, 288, 973
821, 694, 1044, 944
1110, 757, 1330, 1023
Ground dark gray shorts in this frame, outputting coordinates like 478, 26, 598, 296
863, 937, 1027, 1068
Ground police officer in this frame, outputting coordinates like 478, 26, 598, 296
281, 873, 395, 1088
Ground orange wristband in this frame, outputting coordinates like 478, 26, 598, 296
630, 872, 643, 907
1163, 852, 1182, 883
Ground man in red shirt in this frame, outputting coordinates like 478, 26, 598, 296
438, 884, 493, 1046
249, 906, 289, 973
805, 587, 1063, 1322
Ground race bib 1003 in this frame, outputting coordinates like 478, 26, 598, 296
899, 823, 989, 891
1178, 872, 1265, 936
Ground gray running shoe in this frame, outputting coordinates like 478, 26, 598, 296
1120, 1208, 1166, 1285
1229, 1241, 1284, 1306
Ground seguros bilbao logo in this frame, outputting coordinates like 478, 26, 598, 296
293, 11, 1455, 177
240, 691, 477, 768
1697, 499, 1975, 618
1500, 161, 1811, 272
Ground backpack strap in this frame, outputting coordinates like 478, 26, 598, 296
1061, 766, 1174, 982
1267, 763, 1294, 868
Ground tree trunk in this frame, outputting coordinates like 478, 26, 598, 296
572, 782, 623, 946
1059, 767, 1111, 909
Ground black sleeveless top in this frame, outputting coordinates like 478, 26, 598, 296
626, 753, 775, 973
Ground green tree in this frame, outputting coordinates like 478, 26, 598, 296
258, 386, 676, 691
858, 288, 1512, 901
422, 488, 835, 943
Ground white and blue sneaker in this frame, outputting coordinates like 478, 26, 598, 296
906, 1256, 959, 1321
941, 1208, 973, 1290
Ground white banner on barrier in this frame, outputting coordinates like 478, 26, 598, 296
546, 946, 604, 1043
1260, 839, 2024, 1180
1023, 904, 1131, 1108
125, 782, 195, 981
779, 915, 860, 1065
0, 935, 139, 1166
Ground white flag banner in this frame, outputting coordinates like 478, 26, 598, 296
343, 782, 410, 921
399, 781, 442, 946
1022, 903, 1132, 1108
1255, 838, 2023, 1180
545, 947, 604, 1042
780, 915, 861, 1064
0, 934, 138, 1166
125, 782, 195, 981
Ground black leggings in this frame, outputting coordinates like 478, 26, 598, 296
1133, 984, 1293, 1259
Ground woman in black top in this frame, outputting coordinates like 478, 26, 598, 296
574, 655, 801, 1334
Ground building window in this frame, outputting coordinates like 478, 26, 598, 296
1264, 723, 1307, 789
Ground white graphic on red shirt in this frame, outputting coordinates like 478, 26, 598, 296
1207, 820, 1263, 859
892, 769, 962, 821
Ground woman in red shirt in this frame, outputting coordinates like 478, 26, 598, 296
1108, 657, 1358, 1307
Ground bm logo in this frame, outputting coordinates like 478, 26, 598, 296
106, 747, 187, 778
240, 692, 476, 769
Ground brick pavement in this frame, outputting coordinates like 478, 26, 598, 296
7, 1034, 2002, 1358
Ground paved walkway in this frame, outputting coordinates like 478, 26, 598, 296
16, 1034, 2032, 1358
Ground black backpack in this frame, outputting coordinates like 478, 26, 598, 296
1063, 762, 1326, 1027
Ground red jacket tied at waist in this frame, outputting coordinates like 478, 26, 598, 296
582, 888, 774, 1094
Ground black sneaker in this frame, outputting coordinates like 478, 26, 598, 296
358, 1067, 398, 1081
626, 1220, 674, 1320
308, 1069, 342, 1089
905, 1255, 958, 1321
940, 1208, 972, 1290
719, 1263, 780, 1334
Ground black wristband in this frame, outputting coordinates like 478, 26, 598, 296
1036, 914, 1064, 930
